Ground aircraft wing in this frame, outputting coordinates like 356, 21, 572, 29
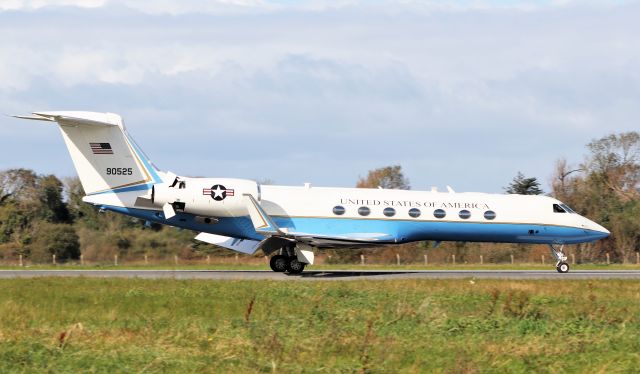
285, 233, 396, 248
243, 194, 396, 248
243, 194, 280, 235
195, 233, 262, 255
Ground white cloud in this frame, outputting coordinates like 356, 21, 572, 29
113, 0, 271, 15
0, 0, 270, 13
0, 0, 105, 10
0, 0, 629, 14
0, 0, 638, 191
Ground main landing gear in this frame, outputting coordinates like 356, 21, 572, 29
549, 244, 570, 273
269, 245, 307, 274
269, 254, 306, 274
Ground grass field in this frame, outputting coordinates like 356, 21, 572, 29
0, 278, 639, 373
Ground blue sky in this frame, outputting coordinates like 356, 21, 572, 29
0, 0, 638, 193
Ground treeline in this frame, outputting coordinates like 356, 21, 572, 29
550, 132, 640, 262
347, 131, 640, 263
0, 170, 226, 263
0, 132, 637, 264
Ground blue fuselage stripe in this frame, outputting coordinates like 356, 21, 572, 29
102, 206, 608, 245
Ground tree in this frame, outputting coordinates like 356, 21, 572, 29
550, 158, 584, 204
29, 222, 80, 262
38, 174, 70, 223
0, 201, 31, 245
504, 172, 543, 195
550, 132, 640, 263
0, 168, 38, 207
584, 131, 639, 201
65, 176, 136, 231
65, 177, 98, 225
0, 169, 71, 247
356, 165, 410, 189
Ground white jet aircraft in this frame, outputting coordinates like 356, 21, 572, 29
14, 111, 609, 273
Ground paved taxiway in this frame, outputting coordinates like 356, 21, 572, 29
1, 269, 640, 280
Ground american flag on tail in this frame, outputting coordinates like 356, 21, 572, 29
89, 142, 113, 154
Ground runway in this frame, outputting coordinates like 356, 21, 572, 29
1, 269, 640, 280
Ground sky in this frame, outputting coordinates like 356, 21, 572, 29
0, 0, 638, 193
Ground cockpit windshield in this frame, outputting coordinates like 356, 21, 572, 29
553, 204, 566, 213
553, 203, 576, 214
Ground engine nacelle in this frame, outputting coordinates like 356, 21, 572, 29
152, 177, 260, 217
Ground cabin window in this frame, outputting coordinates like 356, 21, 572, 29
333, 206, 345, 215
459, 210, 471, 219
383, 207, 396, 217
358, 206, 371, 216
560, 204, 576, 213
484, 210, 496, 220
433, 209, 446, 219
408, 208, 421, 218
553, 204, 567, 213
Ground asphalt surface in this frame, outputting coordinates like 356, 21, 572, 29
1, 269, 640, 280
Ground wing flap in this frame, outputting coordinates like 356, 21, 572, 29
195, 232, 261, 255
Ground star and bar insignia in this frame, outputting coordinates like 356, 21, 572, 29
203, 184, 235, 201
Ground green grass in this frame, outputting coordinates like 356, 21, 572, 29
1, 278, 639, 372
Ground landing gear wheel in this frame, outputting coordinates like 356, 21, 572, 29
286, 257, 306, 274
270, 255, 288, 272
549, 244, 569, 273
556, 262, 570, 273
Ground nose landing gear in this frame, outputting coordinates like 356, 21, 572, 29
556, 262, 570, 273
549, 244, 570, 273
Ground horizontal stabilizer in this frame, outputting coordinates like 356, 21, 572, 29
11, 114, 55, 122
13, 111, 120, 127
195, 233, 261, 255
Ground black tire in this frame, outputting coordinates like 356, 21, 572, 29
270, 255, 288, 272
556, 262, 570, 273
286, 257, 306, 274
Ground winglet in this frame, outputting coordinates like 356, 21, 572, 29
243, 194, 280, 235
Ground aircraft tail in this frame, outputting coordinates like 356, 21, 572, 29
13, 111, 163, 196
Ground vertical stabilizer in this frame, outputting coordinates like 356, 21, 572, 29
13, 111, 162, 196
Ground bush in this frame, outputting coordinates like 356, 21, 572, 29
29, 223, 80, 262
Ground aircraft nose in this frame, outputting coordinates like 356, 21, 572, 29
583, 218, 610, 239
